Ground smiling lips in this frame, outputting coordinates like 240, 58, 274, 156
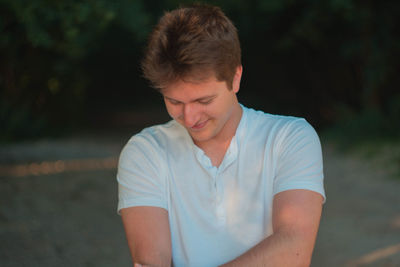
190, 119, 209, 131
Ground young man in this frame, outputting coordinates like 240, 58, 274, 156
117, 4, 325, 267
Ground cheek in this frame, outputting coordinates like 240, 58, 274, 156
212, 98, 235, 120
209, 100, 228, 117
165, 104, 181, 119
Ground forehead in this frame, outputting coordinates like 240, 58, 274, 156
161, 76, 227, 99
161, 68, 217, 90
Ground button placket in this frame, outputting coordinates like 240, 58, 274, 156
214, 168, 226, 224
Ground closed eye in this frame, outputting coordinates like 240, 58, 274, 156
198, 99, 213, 105
167, 98, 181, 105
198, 96, 216, 105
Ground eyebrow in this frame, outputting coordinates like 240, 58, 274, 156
165, 94, 217, 103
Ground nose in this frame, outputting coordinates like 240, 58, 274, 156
182, 103, 199, 128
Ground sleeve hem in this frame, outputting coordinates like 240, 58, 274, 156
274, 183, 326, 203
117, 199, 168, 215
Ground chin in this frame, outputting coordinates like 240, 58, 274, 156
189, 131, 213, 143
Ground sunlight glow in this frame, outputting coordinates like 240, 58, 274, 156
0, 157, 118, 177
347, 243, 400, 266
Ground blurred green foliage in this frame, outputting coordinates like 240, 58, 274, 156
0, 0, 149, 141
1, 0, 399, 141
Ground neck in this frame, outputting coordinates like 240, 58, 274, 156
216, 102, 242, 144
195, 103, 242, 166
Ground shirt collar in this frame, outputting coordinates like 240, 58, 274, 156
191, 103, 247, 172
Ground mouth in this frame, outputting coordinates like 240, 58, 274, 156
190, 120, 209, 131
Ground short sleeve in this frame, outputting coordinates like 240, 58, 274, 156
273, 119, 326, 202
117, 131, 168, 214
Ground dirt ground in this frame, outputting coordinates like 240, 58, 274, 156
1, 128, 399, 267
313, 141, 400, 267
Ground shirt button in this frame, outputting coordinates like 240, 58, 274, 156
216, 205, 224, 216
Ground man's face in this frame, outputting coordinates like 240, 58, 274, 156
162, 67, 242, 146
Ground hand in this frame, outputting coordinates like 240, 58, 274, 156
134, 263, 154, 267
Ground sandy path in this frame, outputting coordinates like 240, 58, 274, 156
312, 141, 400, 267
0, 134, 399, 266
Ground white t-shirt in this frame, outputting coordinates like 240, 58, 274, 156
117, 105, 325, 267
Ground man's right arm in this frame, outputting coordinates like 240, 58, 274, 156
121, 206, 172, 267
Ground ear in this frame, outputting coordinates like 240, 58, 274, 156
232, 65, 243, 93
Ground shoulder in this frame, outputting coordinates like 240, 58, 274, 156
242, 105, 315, 139
126, 120, 183, 147
120, 120, 184, 162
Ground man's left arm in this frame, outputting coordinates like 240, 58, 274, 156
220, 189, 323, 267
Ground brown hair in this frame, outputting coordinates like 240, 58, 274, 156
141, 3, 241, 90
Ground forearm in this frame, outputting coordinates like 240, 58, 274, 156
132, 252, 171, 267
220, 228, 314, 267
121, 207, 172, 267
126, 230, 172, 267
133, 262, 170, 267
